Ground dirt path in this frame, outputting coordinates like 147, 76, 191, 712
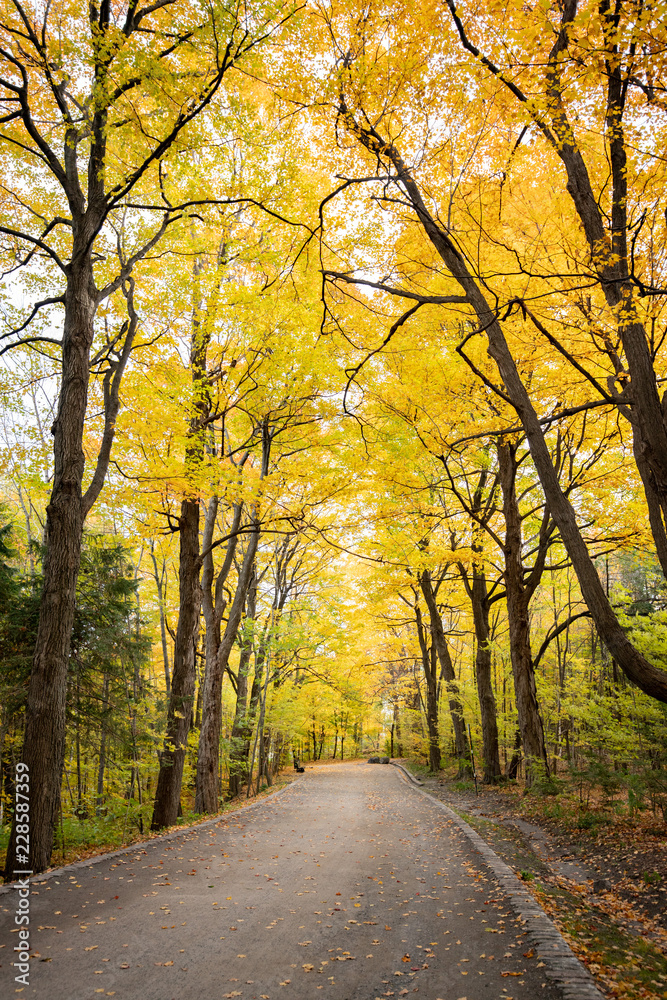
0, 762, 569, 1000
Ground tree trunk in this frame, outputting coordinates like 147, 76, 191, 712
469, 555, 502, 782
151, 273, 214, 830
414, 602, 441, 772
151, 496, 201, 829
393, 701, 403, 757
227, 576, 257, 799
193, 498, 242, 810
418, 570, 471, 774
195, 524, 259, 813
507, 728, 522, 780
195, 428, 269, 813
339, 118, 667, 703
150, 544, 171, 698
485, 317, 667, 701
498, 442, 549, 784
407, 139, 667, 702
5, 259, 96, 876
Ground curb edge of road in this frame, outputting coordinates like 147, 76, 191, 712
0, 778, 301, 895
406, 780, 607, 1000
389, 760, 424, 785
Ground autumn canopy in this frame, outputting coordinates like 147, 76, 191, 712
1, 0, 667, 876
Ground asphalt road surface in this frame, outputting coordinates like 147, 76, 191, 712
1, 762, 568, 1000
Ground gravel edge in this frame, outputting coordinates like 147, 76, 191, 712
0, 778, 300, 895
401, 776, 607, 1000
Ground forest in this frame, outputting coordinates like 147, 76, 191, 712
0, 0, 666, 888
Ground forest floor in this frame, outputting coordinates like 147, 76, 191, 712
410, 764, 667, 1000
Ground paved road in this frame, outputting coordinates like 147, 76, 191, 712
1, 762, 566, 999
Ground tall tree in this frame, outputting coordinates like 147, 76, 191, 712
194, 429, 269, 815
315, 6, 667, 705
417, 569, 471, 775
150, 308, 213, 830
1, 0, 294, 872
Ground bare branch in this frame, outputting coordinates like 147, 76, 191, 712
325, 270, 468, 305
0, 294, 65, 339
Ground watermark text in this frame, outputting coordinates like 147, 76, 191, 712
12, 762, 31, 987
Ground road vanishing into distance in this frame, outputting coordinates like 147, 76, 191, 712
1, 762, 569, 1000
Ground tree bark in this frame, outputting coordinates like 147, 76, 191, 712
151, 289, 213, 829
5, 258, 96, 875
414, 602, 441, 772
469, 560, 502, 782
195, 519, 259, 813
227, 575, 257, 798
498, 442, 549, 783
418, 570, 471, 775
195, 424, 270, 812
150, 496, 201, 830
